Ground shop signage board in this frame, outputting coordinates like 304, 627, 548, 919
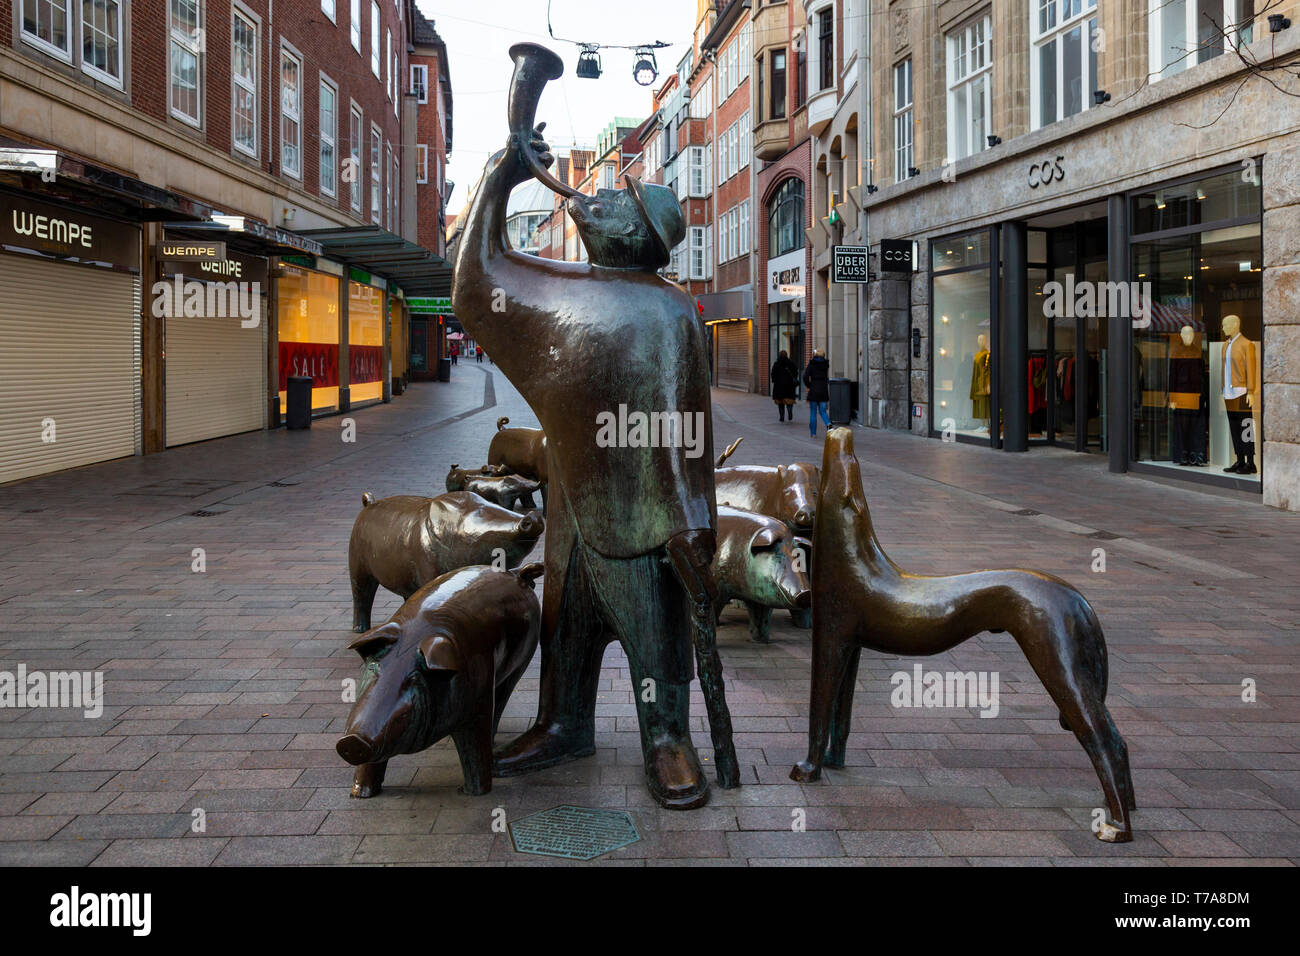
1, 193, 139, 269
157, 239, 226, 263
832, 245, 869, 283
407, 296, 452, 313
880, 238, 918, 272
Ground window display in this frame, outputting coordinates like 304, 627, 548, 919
349, 281, 385, 404
931, 230, 993, 439
277, 265, 341, 411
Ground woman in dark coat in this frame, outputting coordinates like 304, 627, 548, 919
770, 350, 798, 421
803, 348, 831, 437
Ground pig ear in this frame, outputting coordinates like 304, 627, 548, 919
750, 526, 781, 552
347, 623, 400, 659
419, 633, 462, 673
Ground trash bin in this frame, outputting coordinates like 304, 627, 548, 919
286, 375, 313, 430
437, 357, 452, 382
829, 378, 853, 425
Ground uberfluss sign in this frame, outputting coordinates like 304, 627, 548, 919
2, 195, 138, 268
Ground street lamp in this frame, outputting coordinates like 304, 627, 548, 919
576, 45, 602, 79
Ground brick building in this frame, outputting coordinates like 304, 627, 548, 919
0, 0, 452, 484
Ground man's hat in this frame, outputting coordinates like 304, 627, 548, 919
625, 175, 685, 268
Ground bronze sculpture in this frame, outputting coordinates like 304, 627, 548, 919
713, 505, 811, 643
349, 491, 543, 632
445, 464, 541, 511
715, 458, 819, 628
489, 417, 549, 501
338, 563, 544, 797
790, 428, 1135, 843
451, 42, 738, 809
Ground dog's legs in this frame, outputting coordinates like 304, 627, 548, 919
791, 629, 855, 782
823, 646, 861, 768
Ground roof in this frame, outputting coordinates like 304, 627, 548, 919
297, 226, 453, 297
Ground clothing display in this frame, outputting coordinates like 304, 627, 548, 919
1168, 334, 1207, 466
969, 349, 991, 420
1220, 332, 1258, 473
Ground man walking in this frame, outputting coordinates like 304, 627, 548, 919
804, 348, 831, 436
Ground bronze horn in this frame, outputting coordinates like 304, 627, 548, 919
507, 42, 582, 199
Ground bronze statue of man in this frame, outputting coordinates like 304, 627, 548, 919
452, 119, 735, 809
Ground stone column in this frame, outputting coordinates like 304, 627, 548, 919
1262, 143, 1300, 512
868, 270, 910, 430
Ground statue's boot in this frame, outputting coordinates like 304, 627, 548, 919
638, 680, 709, 810
492, 721, 595, 776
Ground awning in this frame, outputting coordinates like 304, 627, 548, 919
297, 226, 452, 297
697, 288, 754, 321
166, 215, 324, 258
0, 146, 213, 222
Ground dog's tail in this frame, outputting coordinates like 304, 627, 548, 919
496, 416, 510, 431
360, 491, 375, 509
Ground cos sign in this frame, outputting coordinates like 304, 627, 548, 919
880, 238, 917, 272
1028, 156, 1065, 188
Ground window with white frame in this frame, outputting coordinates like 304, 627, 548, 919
170, 0, 203, 126
22, 0, 72, 60
816, 5, 834, 91
280, 48, 302, 178
393, 52, 399, 114
411, 64, 428, 103
688, 145, 712, 197
386, 29, 393, 99
351, 0, 361, 51
947, 14, 992, 161
322, 0, 335, 21
1030, 0, 1099, 130
81, 0, 123, 84
416, 144, 429, 183
370, 2, 381, 77
717, 216, 726, 266
738, 200, 750, 254
600, 164, 615, 190
893, 59, 913, 181
389, 146, 397, 229
232, 12, 257, 156
350, 105, 363, 213
738, 111, 750, 167
688, 226, 712, 280
1149, 0, 1255, 81
739, 24, 750, 81
320, 79, 338, 196
370, 126, 382, 222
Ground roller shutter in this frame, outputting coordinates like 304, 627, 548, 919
0, 255, 137, 484
716, 321, 751, 391
165, 297, 266, 447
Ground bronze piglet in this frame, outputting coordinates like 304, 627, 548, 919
488, 416, 548, 485
713, 505, 810, 644
791, 428, 1135, 843
338, 563, 544, 798
349, 491, 544, 632
445, 463, 541, 511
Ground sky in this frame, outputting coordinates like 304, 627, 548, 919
417, 0, 700, 216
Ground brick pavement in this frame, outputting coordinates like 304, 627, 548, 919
0, 366, 1297, 866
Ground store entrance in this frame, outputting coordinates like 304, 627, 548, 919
1026, 208, 1108, 453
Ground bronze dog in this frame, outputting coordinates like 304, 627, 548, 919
791, 428, 1135, 843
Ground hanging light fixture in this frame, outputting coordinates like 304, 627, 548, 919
576, 44, 602, 79
633, 47, 658, 86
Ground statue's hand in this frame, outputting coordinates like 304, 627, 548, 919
503, 122, 554, 189
665, 530, 719, 608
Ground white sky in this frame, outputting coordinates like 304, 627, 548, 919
417, 0, 700, 215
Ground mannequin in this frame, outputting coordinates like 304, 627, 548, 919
1168, 325, 1206, 466
969, 333, 991, 424
1220, 314, 1258, 475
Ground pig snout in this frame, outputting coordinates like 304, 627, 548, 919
793, 506, 815, 530
336, 732, 377, 765
790, 586, 812, 609
517, 510, 544, 538
337, 692, 416, 765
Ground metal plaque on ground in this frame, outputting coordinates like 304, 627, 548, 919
508, 805, 640, 860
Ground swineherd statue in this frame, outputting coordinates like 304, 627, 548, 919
451, 43, 738, 809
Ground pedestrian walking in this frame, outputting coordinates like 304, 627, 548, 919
803, 348, 831, 437
450, 343, 459, 366
770, 349, 798, 422
476, 346, 484, 363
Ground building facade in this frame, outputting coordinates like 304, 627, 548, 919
0, 0, 453, 484
860, 0, 1300, 511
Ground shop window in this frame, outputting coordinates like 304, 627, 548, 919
946, 14, 992, 162
280, 49, 302, 179
169, 0, 203, 127
1030, 0, 1098, 130
232, 12, 258, 157
1130, 167, 1263, 481
931, 230, 994, 441
1149, 0, 1255, 80
277, 266, 341, 412
349, 282, 385, 404
770, 302, 804, 398
768, 177, 804, 258
893, 59, 913, 181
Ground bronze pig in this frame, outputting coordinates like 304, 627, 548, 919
790, 428, 1135, 843
338, 563, 544, 798
488, 416, 548, 485
446, 463, 541, 511
713, 505, 811, 643
349, 491, 544, 632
